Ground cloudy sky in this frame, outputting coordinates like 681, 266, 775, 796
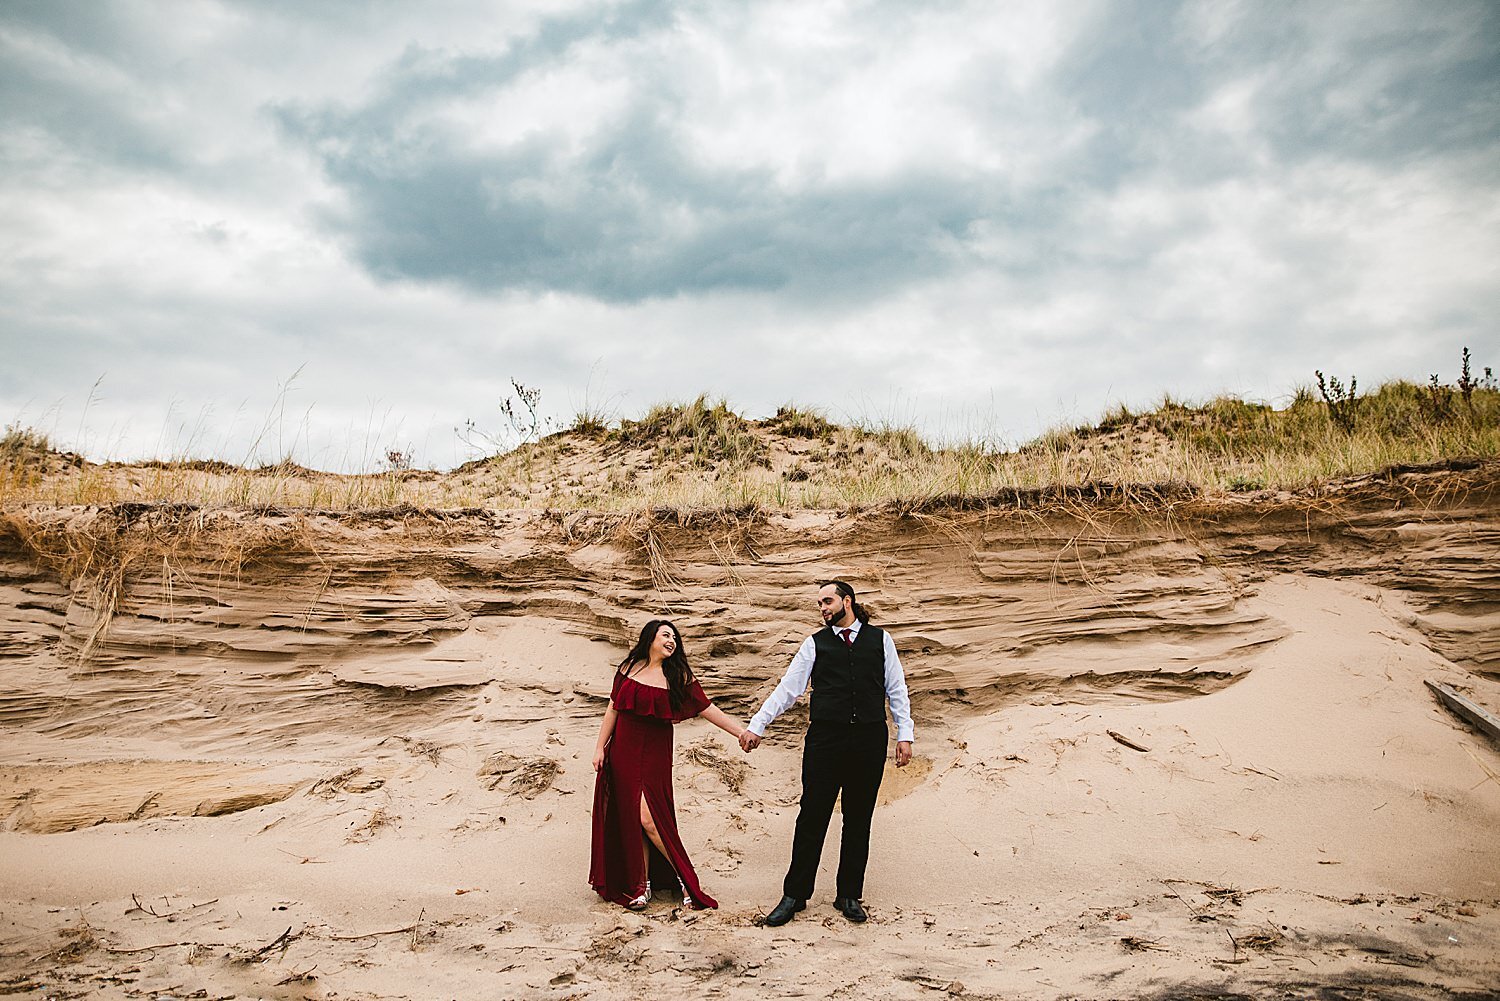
2, 1, 1496, 470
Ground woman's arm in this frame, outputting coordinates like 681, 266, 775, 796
593, 704, 618, 772
698, 704, 746, 740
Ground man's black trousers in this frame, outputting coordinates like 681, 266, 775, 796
782, 720, 888, 901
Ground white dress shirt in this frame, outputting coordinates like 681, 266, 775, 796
747, 619, 915, 743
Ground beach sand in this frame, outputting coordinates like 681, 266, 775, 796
2, 468, 1498, 999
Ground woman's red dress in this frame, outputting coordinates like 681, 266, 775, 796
589, 672, 719, 909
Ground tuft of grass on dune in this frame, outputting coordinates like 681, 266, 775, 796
611, 395, 768, 469
2, 424, 52, 461
761, 405, 839, 441
1028, 376, 1500, 494
4, 357, 1498, 515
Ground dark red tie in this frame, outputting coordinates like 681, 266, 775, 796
841, 628, 854, 647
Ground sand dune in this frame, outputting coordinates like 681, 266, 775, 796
1, 463, 1498, 998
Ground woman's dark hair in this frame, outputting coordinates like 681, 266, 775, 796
617, 618, 694, 712
821, 579, 871, 624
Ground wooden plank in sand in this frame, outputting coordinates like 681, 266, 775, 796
1425, 680, 1500, 745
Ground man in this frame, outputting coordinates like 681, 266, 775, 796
739, 580, 914, 925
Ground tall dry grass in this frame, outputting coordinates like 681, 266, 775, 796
3, 371, 1498, 515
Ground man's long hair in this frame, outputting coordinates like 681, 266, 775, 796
821, 579, 871, 625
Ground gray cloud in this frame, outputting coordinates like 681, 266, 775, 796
273, 45, 990, 298
1220, 5, 1500, 165
270, 0, 1500, 305
281, 119, 985, 301
0, 6, 182, 172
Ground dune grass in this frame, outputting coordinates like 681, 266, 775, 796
1025, 378, 1500, 492
611, 395, 769, 469
3, 364, 1498, 514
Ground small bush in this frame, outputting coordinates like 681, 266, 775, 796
1457, 346, 1477, 405
1315, 370, 1359, 433
1420, 375, 1456, 424
761, 406, 837, 440
1, 424, 51, 461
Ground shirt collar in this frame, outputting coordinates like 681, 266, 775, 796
835, 619, 861, 638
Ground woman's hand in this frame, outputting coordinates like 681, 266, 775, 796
593, 746, 606, 772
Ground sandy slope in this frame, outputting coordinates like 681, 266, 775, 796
1, 470, 1499, 999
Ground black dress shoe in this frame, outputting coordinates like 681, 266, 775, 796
763, 895, 806, 927
834, 896, 868, 923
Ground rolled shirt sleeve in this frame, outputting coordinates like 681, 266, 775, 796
747, 636, 816, 736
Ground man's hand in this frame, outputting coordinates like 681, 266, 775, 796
739, 731, 762, 754
895, 741, 913, 768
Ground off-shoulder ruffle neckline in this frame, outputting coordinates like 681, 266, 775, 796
612, 673, 674, 713
612, 672, 707, 722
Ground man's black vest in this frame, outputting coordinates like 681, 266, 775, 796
809, 623, 887, 725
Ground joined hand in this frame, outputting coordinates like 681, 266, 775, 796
739, 731, 761, 753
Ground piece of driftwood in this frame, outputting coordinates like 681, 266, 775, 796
1425, 681, 1500, 745
1107, 730, 1150, 752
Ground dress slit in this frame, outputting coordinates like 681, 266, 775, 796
588, 674, 719, 910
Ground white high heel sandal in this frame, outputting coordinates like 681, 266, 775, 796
626, 880, 650, 911
679, 877, 707, 911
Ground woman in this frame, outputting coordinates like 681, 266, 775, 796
589, 619, 747, 911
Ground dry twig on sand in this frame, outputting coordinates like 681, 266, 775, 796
128, 892, 165, 918
1107, 730, 1150, 752
329, 910, 426, 942
1236, 924, 1285, 952
1160, 879, 1211, 922
104, 939, 206, 955
225, 926, 301, 964
250, 926, 297, 961
1120, 935, 1167, 952
127, 893, 219, 918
